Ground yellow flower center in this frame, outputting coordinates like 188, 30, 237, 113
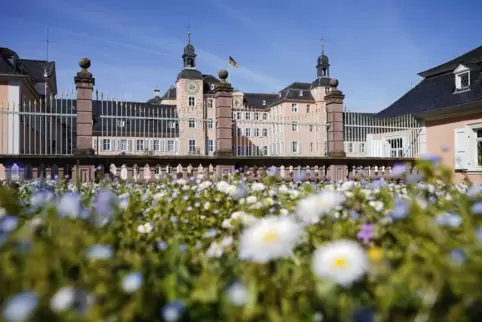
367, 247, 383, 263
333, 258, 347, 268
262, 232, 279, 243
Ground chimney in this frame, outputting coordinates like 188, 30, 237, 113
154, 88, 160, 97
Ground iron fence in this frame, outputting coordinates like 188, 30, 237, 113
0, 96, 76, 155
231, 105, 328, 156
343, 112, 423, 158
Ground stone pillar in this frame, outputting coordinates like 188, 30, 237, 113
325, 78, 347, 181
214, 69, 234, 177
73, 58, 95, 182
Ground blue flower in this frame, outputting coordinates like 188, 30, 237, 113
267, 166, 277, 176
56, 193, 82, 219
122, 272, 143, 293
436, 212, 462, 228
476, 227, 482, 242
472, 201, 482, 215
85, 245, 113, 260
92, 189, 116, 224
450, 248, 467, 265
2, 291, 38, 322
391, 163, 407, 177
349, 210, 360, 220
467, 185, 482, 198
0, 216, 18, 233
161, 300, 185, 322
421, 153, 441, 167
157, 241, 168, 251
391, 199, 410, 220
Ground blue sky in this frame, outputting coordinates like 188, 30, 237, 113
1, 0, 481, 112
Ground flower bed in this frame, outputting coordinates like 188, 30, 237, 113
1, 160, 482, 321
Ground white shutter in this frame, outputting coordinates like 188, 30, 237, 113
92, 138, 97, 151
384, 140, 391, 157
367, 136, 384, 157
454, 127, 472, 170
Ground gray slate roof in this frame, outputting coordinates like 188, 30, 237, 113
243, 93, 278, 109
276, 82, 315, 103
377, 45, 482, 118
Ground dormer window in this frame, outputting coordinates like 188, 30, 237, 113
210, 84, 215, 90
278, 93, 281, 98
454, 64, 471, 92
299, 90, 303, 96
262, 100, 266, 106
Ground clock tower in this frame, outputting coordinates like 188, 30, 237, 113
176, 32, 205, 155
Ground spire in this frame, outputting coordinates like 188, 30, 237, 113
316, 39, 330, 78
188, 32, 191, 45
321, 38, 324, 56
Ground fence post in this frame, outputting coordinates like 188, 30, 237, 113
73, 58, 95, 182
214, 69, 234, 177
325, 78, 347, 180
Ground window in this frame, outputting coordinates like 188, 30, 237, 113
169, 122, 176, 128
210, 84, 215, 91
136, 139, 144, 151
388, 138, 403, 157
292, 121, 299, 132
188, 97, 196, 107
207, 118, 214, 129
310, 142, 313, 152
208, 139, 215, 152
309, 125, 313, 132
299, 90, 303, 96
245, 112, 251, 120
262, 128, 268, 137
120, 139, 129, 151
307, 105, 310, 113
153, 140, 162, 151
117, 120, 125, 127
237, 128, 242, 136
456, 72, 470, 90
188, 139, 196, 153
262, 146, 268, 156
291, 141, 299, 153
92, 138, 97, 151
102, 139, 112, 151
476, 129, 482, 167
236, 112, 242, 120
325, 87, 330, 94
254, 128, 259, 137
189, 118, 196, 128
254, 112, 259, 120
262, 100, 266, 106
167, 140, 175, 152
348, 143, 353, 153
245, 128, 251, 137
262, 113, 268, 120
360, 143, 365, 154
292, 103, 298, 112
207, 99, 213, 108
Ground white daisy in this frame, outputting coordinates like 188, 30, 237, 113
295, 190, 346, 224
238, 216, 303, 263
312, 239, 369, 287
137, 222, 153, 234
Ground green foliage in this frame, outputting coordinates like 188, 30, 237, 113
1, 160, 482, 321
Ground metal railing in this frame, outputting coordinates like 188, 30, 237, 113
231, 105, 328, 156
343, 112, 423, 158
0, 97, 77, 155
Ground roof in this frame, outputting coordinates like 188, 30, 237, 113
418, 45, 482, 78
243, 93, 278, 109
17, 59, 55, 81
377, 64, 482, 118
377, 46, 482, 118
177, 68, 203, 81
310, 77, 332, 88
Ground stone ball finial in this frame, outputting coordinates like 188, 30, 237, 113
218, 69, 229, 82
79, 58, 91, 70
329, 78, 339, 88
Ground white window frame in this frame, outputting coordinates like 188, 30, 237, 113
387, 138, 403, 157
262, 113, 268, 120
236, 112, 242, 120
262, 100, 266, 106
167, 140, 175, 152
262, 128, 268, 137
207, 98, 213, 108
245, 128, 251, 137
299, 90, 303, 97
117, 120, 125, 127
169, 122, 176, 129
291, 141, 300, 154
188, 139, 196, 153
291, 121, 299, 132
254, 128, 259, 137
254, 112, 259, 120
456, 123, 482, 171
291, 103, 298, 112
102, 139, 112, 151
245, 112, 251, 120
207, 118, 214, 129
188, 96, 196, 107
152, 139, 161, 151
120, 139, 129, 152
208, 139, 215, 152
188, 118, 196, 128
210, 84, 215, 91
454, 64, 471, 92
136, 139, 144, 152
